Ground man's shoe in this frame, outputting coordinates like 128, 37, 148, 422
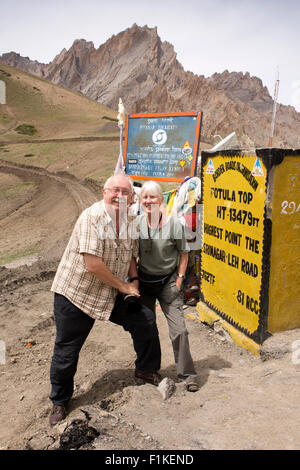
49, 404, 66, 426
134, 370, 162, 386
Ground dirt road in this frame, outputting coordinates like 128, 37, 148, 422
0, 163, 300, 451
0, 160, 99, 265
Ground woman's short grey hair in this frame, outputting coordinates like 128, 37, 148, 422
140, 181, 163, 199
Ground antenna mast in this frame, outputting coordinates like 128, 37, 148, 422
268, 68, 280, 147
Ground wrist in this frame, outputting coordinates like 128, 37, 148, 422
129, 276, 139, 283
176, 273, 184, 279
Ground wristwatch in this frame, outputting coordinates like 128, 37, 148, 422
129, 276, 139, 282
177, 273, 184, 278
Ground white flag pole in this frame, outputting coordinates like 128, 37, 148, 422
114, 98, 126, 175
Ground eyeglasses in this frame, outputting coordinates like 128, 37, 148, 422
105, 187, 132, 196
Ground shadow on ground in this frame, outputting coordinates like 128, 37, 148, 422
70, 355, 232, 411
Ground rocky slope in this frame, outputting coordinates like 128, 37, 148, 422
1, 24, 300, 148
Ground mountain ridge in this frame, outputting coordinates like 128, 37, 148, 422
1, 23, 299, 148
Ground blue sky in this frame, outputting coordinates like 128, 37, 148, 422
1, 0, 299, 111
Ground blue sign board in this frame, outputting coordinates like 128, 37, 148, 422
124, 112, 202, 182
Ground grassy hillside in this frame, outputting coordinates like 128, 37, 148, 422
0, 64, 119, 140
0, 65, 122, 182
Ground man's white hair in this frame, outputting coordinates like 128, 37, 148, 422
104, 174, 134, 191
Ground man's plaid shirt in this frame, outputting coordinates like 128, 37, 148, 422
51, 200, 139, 320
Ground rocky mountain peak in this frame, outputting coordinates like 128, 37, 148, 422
0, 51, 46, 74
209, 70, 273, 112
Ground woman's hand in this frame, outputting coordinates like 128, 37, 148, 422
175, 276, 183, 292
176, 252, 188, 291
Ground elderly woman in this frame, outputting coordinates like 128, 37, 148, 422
137, 181, 198, 392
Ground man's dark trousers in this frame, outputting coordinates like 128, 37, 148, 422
50, 293, 161, 406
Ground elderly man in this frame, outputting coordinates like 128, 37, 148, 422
49, 174, 161, 426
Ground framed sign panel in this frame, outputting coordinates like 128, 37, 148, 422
124, 112, 203, 182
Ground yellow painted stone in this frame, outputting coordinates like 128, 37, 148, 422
267, 155, 300, 332
201, 154, 266, 336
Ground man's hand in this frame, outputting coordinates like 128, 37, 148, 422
130, 279, 139, 291
127, 258, 139, 297
118, 281, 140, 297
83, 253, 140, 297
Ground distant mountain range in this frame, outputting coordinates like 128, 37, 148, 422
1, 24, 299, 148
